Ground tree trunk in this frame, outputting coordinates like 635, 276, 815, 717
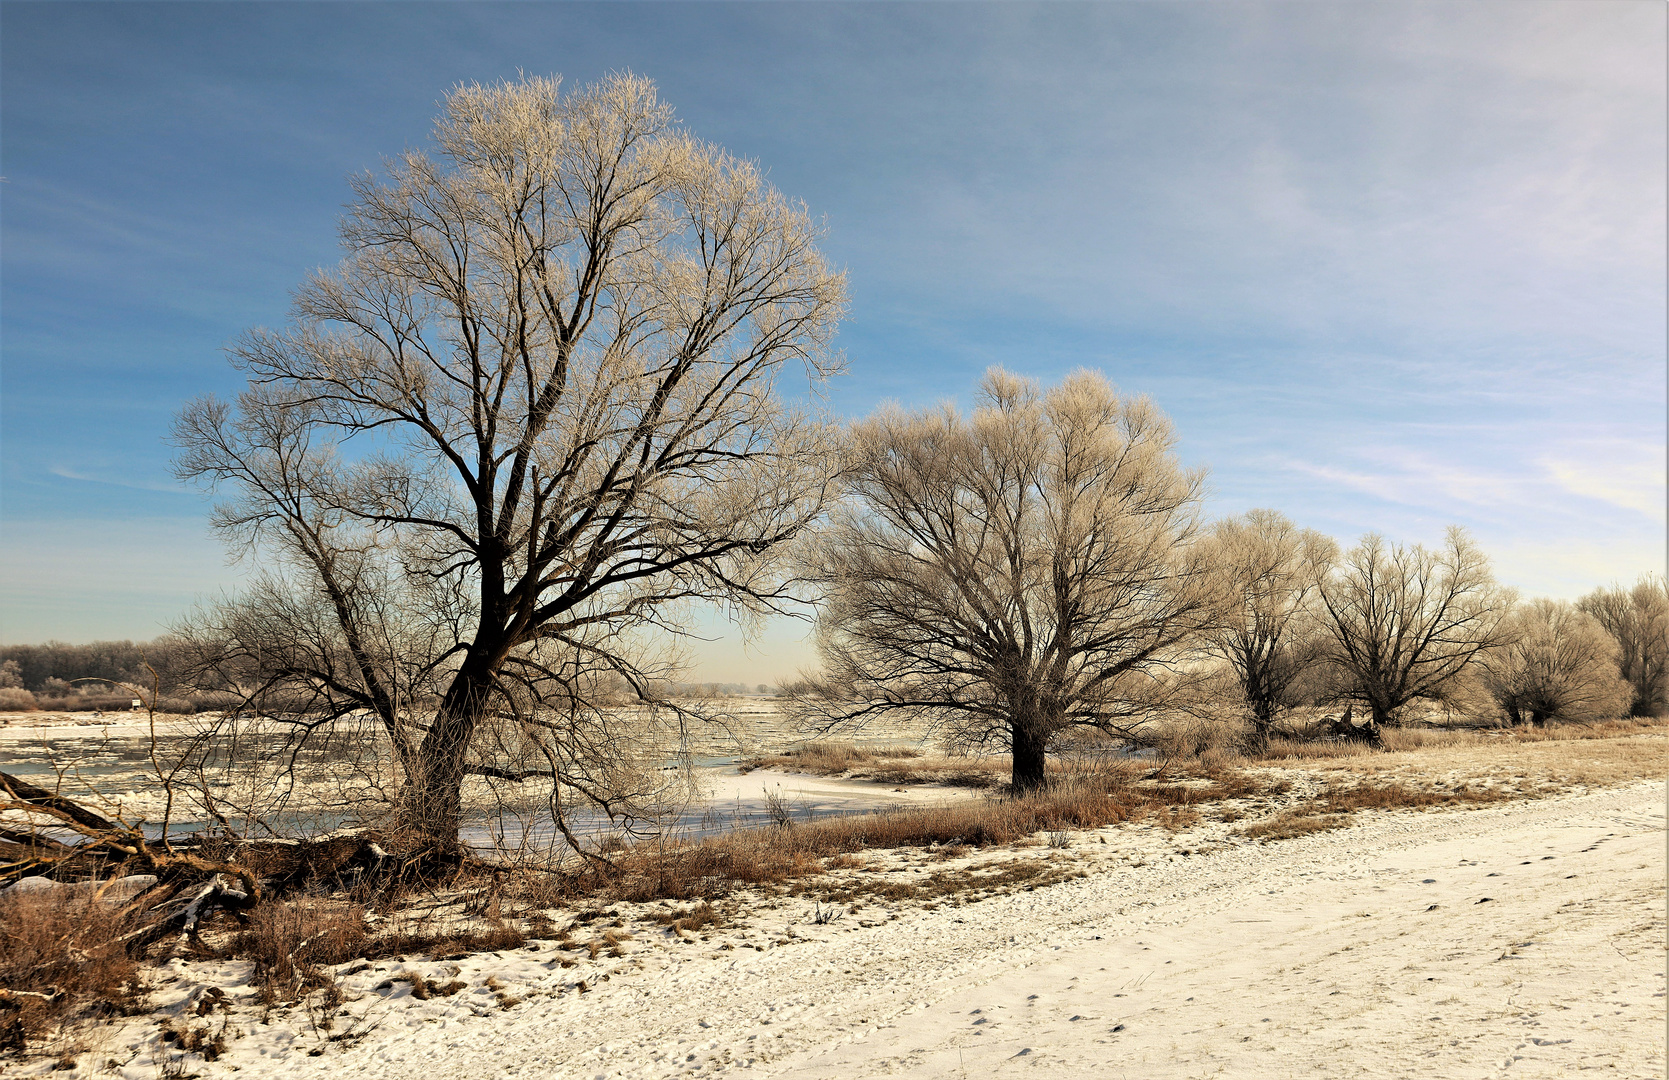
1248, 700, 1275, 752
398, 663, 493, 850
1010, 720, 1049, 793
1364, 701, 1389, 747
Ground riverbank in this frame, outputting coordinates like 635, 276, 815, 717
4, 728, 1662, 1078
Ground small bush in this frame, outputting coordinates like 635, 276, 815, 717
229, 899, 367, 1007
0, 687, 38, 711
1144, 714, 1245, 762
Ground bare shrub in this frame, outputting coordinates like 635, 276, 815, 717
1481, 600, 1632, 726
230, 899, 367, 1008
1144, 712, 1245, 763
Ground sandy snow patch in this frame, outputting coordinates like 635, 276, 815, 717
16, 779, 1662, 1079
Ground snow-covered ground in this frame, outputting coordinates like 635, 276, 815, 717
22, 778, 1663, 1079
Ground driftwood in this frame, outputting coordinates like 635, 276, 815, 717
1, 769, 264, 955
1318, 706, 1383, 745
0, 772, 118, 833
1, 769, 492, 967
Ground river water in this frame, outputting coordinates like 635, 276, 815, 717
0, 702, 956, 856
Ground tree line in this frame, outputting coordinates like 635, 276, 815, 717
787, 368, 1666, 788
10, 75, 1660, 857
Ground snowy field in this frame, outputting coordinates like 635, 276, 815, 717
10, 775, 1662, 1079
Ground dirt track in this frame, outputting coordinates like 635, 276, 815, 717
283, 780, 1666, 1080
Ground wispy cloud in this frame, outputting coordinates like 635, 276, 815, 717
1540, 441, 1667, 522
47, 466, 187, 496
1280, 450, 1539, 516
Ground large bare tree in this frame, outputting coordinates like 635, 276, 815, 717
1315, 528, 1516, 742
1198, 509, 1337, 748
1577, 576, 1668, 717
172, 74, 846, 851
796, 369, 1223, 791
1480, 599, 1631, 726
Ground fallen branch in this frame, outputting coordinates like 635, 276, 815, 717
0, 771, 118, 832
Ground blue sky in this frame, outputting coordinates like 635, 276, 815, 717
2, 1, 1664, 682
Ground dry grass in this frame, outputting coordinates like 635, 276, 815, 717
221, 894, 524, 1019
1234, 811, 1355, 842
741, 741, 924, 774
0, 884, 148, 1050
1235, 777, 1515, 843
649, 900, 725, 936
741, 741, 1005, 788
562, 762, 1298, 903
743, 741, 1154, 790
1280, 728, 1665, 794
818, 857, 1090, 907
229, 898, 368, 1010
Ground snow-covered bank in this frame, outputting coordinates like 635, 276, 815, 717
20, 778, 1662, 1079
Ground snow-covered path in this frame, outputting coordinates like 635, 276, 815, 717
279, 780, 1663, 1080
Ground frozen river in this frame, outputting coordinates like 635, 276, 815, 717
0, 704, 968, 854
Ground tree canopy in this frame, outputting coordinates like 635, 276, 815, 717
172, 74, 846, 849
796, 369, 1223, 789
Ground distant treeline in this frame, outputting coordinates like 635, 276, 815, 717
0, 640, 778, 711
0, 640, 159, 693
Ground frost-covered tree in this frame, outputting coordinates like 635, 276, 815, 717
1480, 599, 1631, 726
1198, 510, 1337, 748
796, 369, 1223, 790
1316, 528, 1515, 743
172, 74, 846, 851
1578, 576, 1668, 717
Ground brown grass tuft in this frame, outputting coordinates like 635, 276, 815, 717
562, 763, 1275, 902
0, 883, 148, 1050
229, 898, 367, 1009
1233, 778, 1508, 843
1236, 812, 1355, 842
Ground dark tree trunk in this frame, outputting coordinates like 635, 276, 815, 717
1011, 720, 1049, 793
398, 660, 495, 850
1248, 699, 1276, 752
1363, 701, 1389, 747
